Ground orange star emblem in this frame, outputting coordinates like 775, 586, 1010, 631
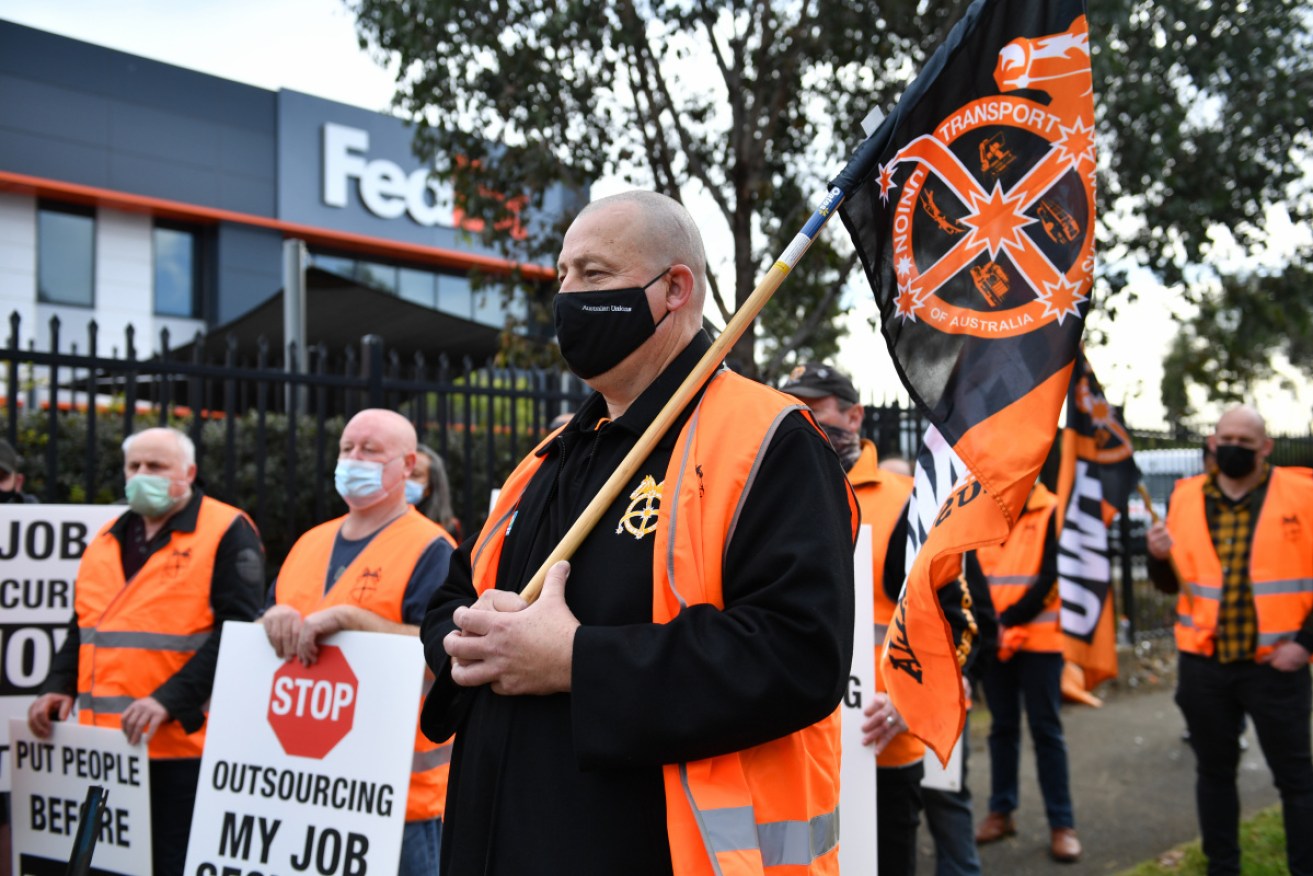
961, 182, 1035, 260
1036, 274, 1088, 325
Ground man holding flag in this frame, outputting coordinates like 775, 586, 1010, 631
420, 191, 859, 875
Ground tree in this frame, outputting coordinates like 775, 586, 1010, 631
1085, 0, 1312, 417
352, 0, 1311, 392
352, 0, 975, 381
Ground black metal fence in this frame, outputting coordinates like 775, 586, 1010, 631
8, 311, 1312, 627
2, 313, 589, 569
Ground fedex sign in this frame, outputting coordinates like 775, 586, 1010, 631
322, 122, 454, 227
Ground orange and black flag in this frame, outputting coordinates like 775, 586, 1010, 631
1056, 348, 1140, 692
834, 0, 1095, 762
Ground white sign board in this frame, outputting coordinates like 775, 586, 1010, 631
921, 733, 965, 792
0, 505, 123, 791
185, 623, 424, 876
8, 718, 152, 876
839, 526, 878, 873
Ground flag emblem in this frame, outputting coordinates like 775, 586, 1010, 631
885, 15, 1095, 339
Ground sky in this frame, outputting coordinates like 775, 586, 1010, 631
5, 0, 1310, 434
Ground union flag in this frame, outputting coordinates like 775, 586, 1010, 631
835, 0, 1095, 761
1056, 348, 1140, 693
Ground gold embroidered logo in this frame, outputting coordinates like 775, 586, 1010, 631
616, 475, 663, 539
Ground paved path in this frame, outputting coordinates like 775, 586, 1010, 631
914, 685, 1281, 875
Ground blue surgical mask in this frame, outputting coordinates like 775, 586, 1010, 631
335, 459, 386, 503
404, 479, 426, 506
126, 474, 178, 518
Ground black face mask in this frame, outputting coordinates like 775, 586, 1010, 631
1215, 444, 1258, 479
553, 270, 670, 379
0, 488, 16, 503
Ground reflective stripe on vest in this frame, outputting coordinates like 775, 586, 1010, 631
680, 766, 840, 870
76, 694, 134, 714
80, 628, 211, 650
412, 742, 453, 773
1168, 468, 1313, 660
987, 575, 1039, 587
1252, 578, 1313, 596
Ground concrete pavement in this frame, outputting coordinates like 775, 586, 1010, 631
914, 684, 1282, 875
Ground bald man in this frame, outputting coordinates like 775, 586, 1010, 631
263, 409, 455, 876
1148, 406, 1313, 875
29, 427, 265, 876
420, 191, 857, 875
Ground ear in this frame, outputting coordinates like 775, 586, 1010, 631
1260, 436, 1275, 459
402, 451, 417, 478
1206, 434, 1218, 454
183, 463, 198, 484
663, 264, 696, 313
845, 401, 865, 433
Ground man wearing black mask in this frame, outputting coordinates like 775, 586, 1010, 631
420, 191, 857, 875
1147, 405, 1313, 876
0, 439, 37, 503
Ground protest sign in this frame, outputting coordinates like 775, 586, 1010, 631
840, 526, 878, 872
9, 718, 152, 876
185, 622, 424, 876
0, 505, 123, 791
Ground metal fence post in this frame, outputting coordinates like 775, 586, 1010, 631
362, 335, 384, 410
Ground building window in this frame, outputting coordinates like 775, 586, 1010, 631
398, 267, 437, 309
439, 273, 474, 321
37, 202, 95, 307
153, 225, 200, 317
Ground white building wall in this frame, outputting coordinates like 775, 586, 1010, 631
0, 191, 38, 347
26, 205, 203, 358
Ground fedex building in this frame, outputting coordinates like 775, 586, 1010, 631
0, 21, 571, 361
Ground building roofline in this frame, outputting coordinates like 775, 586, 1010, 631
0, 169, 556, 281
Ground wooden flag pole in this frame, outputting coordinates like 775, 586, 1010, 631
517, 190, 847, 603
1137, 482, 1192, 608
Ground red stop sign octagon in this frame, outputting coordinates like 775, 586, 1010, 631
267, 645, 359, 759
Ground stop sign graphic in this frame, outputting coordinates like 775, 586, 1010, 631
267, 645, 359, 759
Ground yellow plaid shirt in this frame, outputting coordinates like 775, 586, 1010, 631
1202, 466, 1271, 663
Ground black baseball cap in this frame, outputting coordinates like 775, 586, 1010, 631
780, 362, 860, 405
0, 439, 21, 476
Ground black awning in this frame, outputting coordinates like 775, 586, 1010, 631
181, 267, 506, 363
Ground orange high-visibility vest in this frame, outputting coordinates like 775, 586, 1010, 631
277, 507, 452, 822
75, 496, 247, 759
1168, 467, 1313, 660
978, 484, 1062, 654
847, 440, 921, 767
471, 370, 858, 876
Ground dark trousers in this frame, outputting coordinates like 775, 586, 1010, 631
981, 650, 1074, 829
923, 715, 982, 876
878, 762, 925, 876
1176, 653, 1313, 876
150, 759, 201, 876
